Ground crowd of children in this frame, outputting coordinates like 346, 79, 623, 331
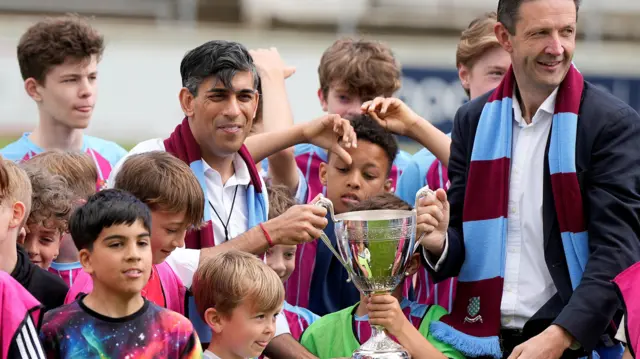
1, 5, 636, 359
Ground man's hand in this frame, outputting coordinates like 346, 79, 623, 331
366, 294, 410, 338
361, 97, 421, 137
250, 47, 296, 80
508, 325, 574, 359
301, 114, 357, 165
263, 204, 328, 246
416, 189, 449, 257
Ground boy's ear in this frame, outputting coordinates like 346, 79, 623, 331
24, 78, 43, 102
384, 178, 393, 193
79, 248, 94, 275
9, 201, 27, 229
317, 88, 328, 112
204, 307, 225, 334
319, 162, 328, 186
405, 253, 421, 277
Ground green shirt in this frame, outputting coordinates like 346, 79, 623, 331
300, 301, 464, 359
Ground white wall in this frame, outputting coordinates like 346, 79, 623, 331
1, 15, 639, 142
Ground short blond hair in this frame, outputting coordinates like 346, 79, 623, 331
456, 12, 501, 70
1, 159, 33, 224
192, 250, 284, 320
25, 150, 97, 200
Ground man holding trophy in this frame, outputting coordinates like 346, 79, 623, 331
411, 0, 640, 358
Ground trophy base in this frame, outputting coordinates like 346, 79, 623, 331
352, 334, 411, 359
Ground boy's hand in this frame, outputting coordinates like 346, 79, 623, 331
366, 294, 410, 338
301, 114, 357, 165
361, 97, 421, 137
416, 189, 449, 257
250, 47, 296, 79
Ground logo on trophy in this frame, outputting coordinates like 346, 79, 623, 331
315, 187, 433, 359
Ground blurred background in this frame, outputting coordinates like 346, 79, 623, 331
1, 0, 640, 153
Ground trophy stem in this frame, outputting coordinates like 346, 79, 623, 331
352, 322, 411, 359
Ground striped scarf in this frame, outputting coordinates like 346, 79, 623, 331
163, 117, 267, 249
430, 65, 589, 358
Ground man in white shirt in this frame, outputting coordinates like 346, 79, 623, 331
109, 40, 357, 359
417, 0, 640, 358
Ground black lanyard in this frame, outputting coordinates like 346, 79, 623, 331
208, 185, 239, 242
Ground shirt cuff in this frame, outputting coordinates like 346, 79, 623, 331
275, 310, 291, 336
421, 232, 449, 272
165, 247, 200, 289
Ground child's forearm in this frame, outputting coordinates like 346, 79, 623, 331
260, 71, 294, 133
259, 71, 300, 191
393, 322, 448, 359
407, 118, 451, 167
245, 123, 306, 163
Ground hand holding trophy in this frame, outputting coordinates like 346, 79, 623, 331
315, 186, 434, 359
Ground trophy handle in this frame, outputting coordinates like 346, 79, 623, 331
414, 185, 435, 245
313, 196, 357, 281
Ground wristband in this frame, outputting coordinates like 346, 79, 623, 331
259, 223, 274, 247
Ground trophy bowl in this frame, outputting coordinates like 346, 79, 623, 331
315, 186, 433, 359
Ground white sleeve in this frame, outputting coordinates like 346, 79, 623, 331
421, 232, 449, 272
165, 247, 200, 288
275, 310, 291, 336
106, 139, 166, 188
616, 316, 627, 343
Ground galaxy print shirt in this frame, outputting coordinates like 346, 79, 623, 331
39, 296, 202, 359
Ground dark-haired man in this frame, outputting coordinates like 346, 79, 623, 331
419, 0, 640, 358
108, 39, 356, 359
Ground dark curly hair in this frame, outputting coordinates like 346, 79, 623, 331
17, 14, 104, 83
329, 114, 398, 175
21, 166, 76, 235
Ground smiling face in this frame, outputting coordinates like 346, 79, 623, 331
27, 56, 98, 130
79, 220, 152, 296
207, 300, 280, 358
149, 210, 188, 264
20, 224, 62, 269
265, 244, 296, 283
497, 0, 577, 94
181, 72, 259, 160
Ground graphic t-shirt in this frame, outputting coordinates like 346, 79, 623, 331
40, 296, 202, 359
0, 133, 127, 191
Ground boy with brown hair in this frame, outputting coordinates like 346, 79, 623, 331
65, 151, 204, 315
0, 159, 68, 311
192, 250, 284, 359
1, 15, 126, 189
23, 150, 98, 286
300, 193, 463, 359
40, 189, 202, 358
289, 38, 411, 201
18, 164, 76, 271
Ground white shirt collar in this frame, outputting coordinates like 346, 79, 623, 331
512, 87, 559, 126
202, 153, 251, 187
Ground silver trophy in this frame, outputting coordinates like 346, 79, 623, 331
315, 186, 433, 359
